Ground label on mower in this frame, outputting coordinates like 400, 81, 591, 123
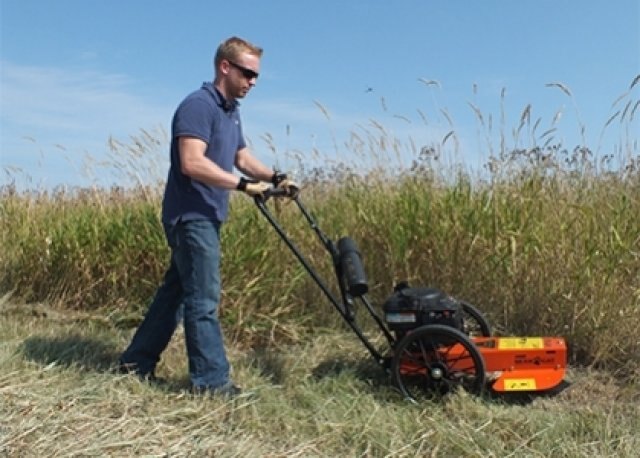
498, 337, 544, 350
504, 378, 537, 391
385, 313, 416, 323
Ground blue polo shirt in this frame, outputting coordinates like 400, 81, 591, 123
162, 82, 246, 224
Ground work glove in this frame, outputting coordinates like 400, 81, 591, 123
271, 172, 300, 198
237, 177, 270, 198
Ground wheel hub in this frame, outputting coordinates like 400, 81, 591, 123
430, 363, 447, 380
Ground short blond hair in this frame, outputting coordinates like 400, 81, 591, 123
214, 36, 263, 69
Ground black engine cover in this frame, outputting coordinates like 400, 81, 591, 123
383, 286, 463, 332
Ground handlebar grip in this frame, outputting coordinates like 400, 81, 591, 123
265, 187, 290, 198
254, 186, 296, 205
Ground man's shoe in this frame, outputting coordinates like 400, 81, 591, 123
116, 361, 165, 385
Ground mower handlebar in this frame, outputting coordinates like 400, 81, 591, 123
254, 185, 298, 203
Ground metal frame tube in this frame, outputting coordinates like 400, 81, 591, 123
255, 196, 387, 364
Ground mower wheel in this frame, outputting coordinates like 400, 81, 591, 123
391, 324, 486, 401
460, 301, 492, 337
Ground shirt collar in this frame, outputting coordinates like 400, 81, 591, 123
202, 81, 239, 112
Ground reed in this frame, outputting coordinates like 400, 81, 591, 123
1, 79, 638, 377
2, 78, 639, 456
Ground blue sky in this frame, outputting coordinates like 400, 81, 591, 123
1, 0, 639, 189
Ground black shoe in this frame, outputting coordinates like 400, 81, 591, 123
191, 381, 243, 398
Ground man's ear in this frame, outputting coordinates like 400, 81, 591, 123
219, 59, 231, 76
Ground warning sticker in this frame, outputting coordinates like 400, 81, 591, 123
504, 378, 537, 391
498, 337, 544, 350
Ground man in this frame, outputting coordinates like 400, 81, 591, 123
119, 36, 296, 396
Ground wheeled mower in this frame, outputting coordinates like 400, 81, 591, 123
256, 188, 567, 401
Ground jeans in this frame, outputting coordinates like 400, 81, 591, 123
120, 219, 230, 389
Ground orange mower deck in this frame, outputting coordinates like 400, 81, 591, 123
473, 336, 567, 392
397, 336, 568, 393
395, 335, 567, 393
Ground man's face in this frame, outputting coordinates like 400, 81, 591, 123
224, 52, 260, 99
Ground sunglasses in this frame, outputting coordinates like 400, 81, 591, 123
228, 60, 259, 80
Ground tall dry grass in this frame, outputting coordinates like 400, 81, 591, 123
2, 78, 640, 456
1, 78, 639, 377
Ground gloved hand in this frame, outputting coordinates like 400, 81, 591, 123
271, 172, 300, 198
237, 177, 270, 198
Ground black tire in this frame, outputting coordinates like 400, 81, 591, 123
460, 301, 492, 337
391, 324, 486, 401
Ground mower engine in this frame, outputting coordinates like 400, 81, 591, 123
383, 284, 464, 337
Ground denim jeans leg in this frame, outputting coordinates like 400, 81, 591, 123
119, 249, 184, 376
173, 219, 230, 388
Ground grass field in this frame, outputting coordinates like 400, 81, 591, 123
1, 299, 639, 457
1, 79, 639, 455
1, 166, 639, 456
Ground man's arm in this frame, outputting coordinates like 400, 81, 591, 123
236, 145, 300, 198
179, 136, 241, 189
234, 147, 274, 182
